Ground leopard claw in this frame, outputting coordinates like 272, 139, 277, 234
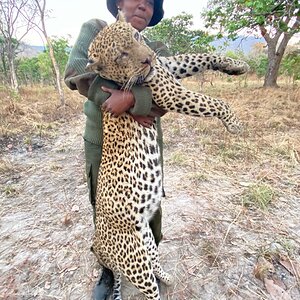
227, 123, 244, 134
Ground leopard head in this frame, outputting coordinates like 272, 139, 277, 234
86, 12, 156, 88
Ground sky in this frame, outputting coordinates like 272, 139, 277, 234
24, 0, 208, 46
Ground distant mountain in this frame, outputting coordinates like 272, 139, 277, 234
30, 45, 46, 53
17, 44, 46, 58
211, 36, 265, 54
18, 36, 265, 58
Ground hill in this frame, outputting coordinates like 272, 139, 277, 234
17, 44, 46, 58
211, 36, 265, 54
20, 36, 265, 58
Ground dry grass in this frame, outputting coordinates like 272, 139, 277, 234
164, 76, 300, 174
159, 76, 300, 299
0, 78, 300, 299
0, 85, 84, 150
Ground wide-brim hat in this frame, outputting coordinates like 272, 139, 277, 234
106, 0, 164, 27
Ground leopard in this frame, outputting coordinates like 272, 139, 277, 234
86, 12, 248, 300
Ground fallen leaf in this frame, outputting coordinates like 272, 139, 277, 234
279, 257, 300, 278
272, 277, 286, 290
264, 278, 292, 300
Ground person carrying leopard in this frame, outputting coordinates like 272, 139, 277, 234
64, 1, 247, 299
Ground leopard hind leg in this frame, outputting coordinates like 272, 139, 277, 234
119, 232, 161, 299
143, 223, 173, 286
112, 271, 122, 300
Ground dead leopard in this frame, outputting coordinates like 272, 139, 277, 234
86, 12, 248, 300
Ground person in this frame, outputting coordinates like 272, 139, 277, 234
64, 0, 169, 299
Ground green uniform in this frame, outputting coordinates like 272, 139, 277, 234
64, 19, 170, 245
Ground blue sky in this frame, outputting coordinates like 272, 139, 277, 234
24, 0, 208, 45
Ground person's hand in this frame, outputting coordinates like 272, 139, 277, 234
130, 104, 167, 128
101, 86, 135, 116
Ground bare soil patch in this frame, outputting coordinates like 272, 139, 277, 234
0, 82, 299, 300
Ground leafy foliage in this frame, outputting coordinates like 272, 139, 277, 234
17, 56, 41, 84
203, 0, 300, 87
204, 0, 300, 38
50, 37, 70, 74
144, 13, 215, 55
280, 48, 300, 82
15, 37, 70, 86
248, 55, 268, 78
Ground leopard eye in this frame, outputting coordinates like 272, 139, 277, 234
115, 52, 128, 64
121, 52, 128, 58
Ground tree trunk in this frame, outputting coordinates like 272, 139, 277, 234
8, 52, 19, 92
47, 37, 65, 106
1, 54, 8, 81
264, 50, 281, 88
263, 33, 291, 88
35, 0, 65, 106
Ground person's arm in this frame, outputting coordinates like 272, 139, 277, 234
64, 18, 154, 116
64, 19, 110, 100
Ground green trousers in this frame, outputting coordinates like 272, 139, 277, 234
84, 140, 163, 245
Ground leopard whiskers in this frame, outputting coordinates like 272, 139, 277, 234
122, 76, 136, 92
154, 48, 162, 57
120, 63, 153, 91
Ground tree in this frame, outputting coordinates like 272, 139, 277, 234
203, 0, 300, 87
144, 13, 215, 55
0, 0, 36, 91
0, 36, 9, 84
32, 0, 65, 106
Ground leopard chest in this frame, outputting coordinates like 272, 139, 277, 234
96, 111, 163, 224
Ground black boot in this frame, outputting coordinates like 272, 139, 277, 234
92, 267, 114, 300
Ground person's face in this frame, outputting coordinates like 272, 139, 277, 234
117, 0, 154, 32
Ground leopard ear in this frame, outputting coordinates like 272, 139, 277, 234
85, 59, 104, 73
117, 10, 127, 23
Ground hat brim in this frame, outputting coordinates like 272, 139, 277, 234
106, 0, 164, 27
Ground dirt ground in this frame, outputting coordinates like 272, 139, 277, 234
0, 83, 300, 300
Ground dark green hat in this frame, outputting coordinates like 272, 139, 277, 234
106, 0, 164, 26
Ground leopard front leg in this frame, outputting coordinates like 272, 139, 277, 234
146, 67, 243, 134
158, 54, 250, 79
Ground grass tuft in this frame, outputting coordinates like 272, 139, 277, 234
241, 183, 276, 210
2, 185, 19, 197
